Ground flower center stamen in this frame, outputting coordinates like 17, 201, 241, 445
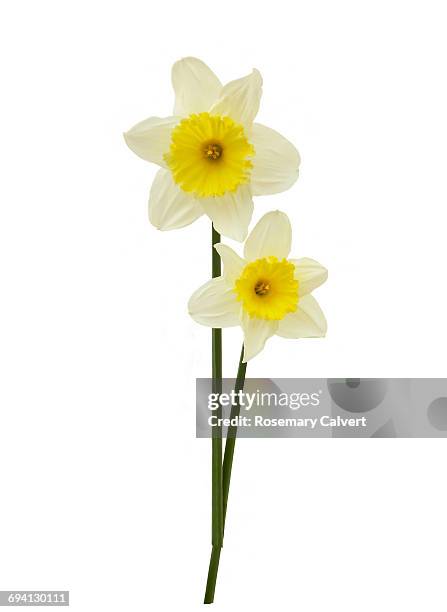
254, 281, 271, 296
204, 143, 222, 161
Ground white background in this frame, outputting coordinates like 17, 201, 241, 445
1, 1, 447, 610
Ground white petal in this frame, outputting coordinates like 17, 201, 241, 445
277, 295, 327, 338
250, 123, 300, 195
210, 69, 262, 127
241, 313, 278, 362
214, 244, 245, 284
172, 57, 222, 116
188, 277, 240, 328
201, 185, 253, 242
124, 116, 178, 166
149, 169, 203, 230
291, 258, 328, 296
244, 210, 292, 261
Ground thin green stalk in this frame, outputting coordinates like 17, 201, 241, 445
204, 225, 223, 604
204, 343, 247, 604
204, 546, 221, 604
211, 224, 223, 547
211, 324, 222, 546
222, 345, 247, 524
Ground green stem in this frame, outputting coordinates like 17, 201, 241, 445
211, 224, 223, 547
204, 225, 223, 605
204, 546, 221, 604
222, 345, 247, 524
204, 344, 247, 604
211, 325, 222, 547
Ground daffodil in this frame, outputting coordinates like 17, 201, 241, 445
189, 211, 327, 361
124, 58, 300, 241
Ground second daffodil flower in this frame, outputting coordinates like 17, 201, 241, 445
188, 211, 328, 362
124, 57, 300, 241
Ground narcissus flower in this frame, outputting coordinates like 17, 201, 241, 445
124, 58, 300, 241
188, 211, 327, 361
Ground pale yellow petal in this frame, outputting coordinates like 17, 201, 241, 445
149, 169, 203, 230
250, 123, 300, 195
201, 185, 253, 242
188, 277, 240, 328
172, 57, 222, 116
242, 313, 278, 362
277, 295, 327, 338
291, 258, 328, 296
244, 210, 291, 261
210, 69, 262, 126
214, 244, 245, 284
124, 116, 178, 166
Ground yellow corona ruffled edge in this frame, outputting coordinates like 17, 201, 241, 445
234, 256, 299, 320
164, 112, 255, 198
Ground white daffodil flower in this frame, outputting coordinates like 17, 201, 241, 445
188, 211, 327, 362
124, 58, 300, 241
